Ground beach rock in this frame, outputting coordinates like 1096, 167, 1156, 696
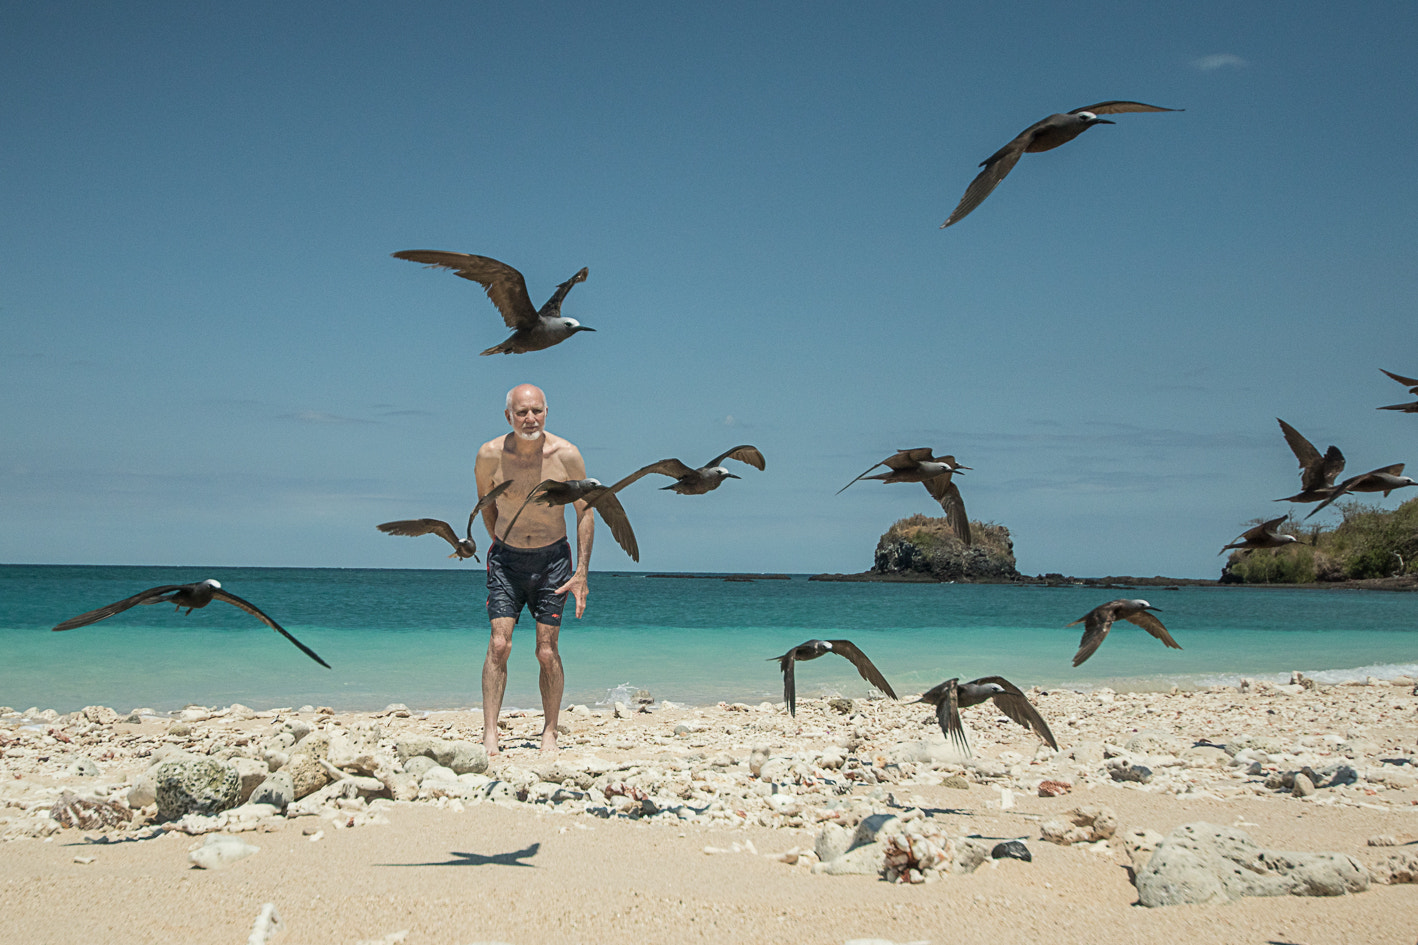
247, 903, 283, 945
1134, 822, 1370, 907
282, 719, 313, 742
327, 730, 384, 775
188, 833, 259, 869
1126, 730, 1185, 755
1040, 806, 1118, 846
49, 791, 132, 830
1181, 745, 1231, 767
1122, 828, 1166, 872
232, 757, 271, 804
1370, 851, 1418, 885
444, 741, 489, 775
65, 756, 101, 778
815, 823, 853, 864
81, 705, 118, 726
281, 752, 330, 800
248, 772, 294, 810
419, 765, 458, 785
402, 756, 438, 780
1109, 762, 1154, 784
992, 840, 1031, 862
155, 758, 241, 819
1037, 780, 1071, 797
1292, 772, 1316, 797
169, 722, 193, 738
394, 734, 442, 764
375, 761, 418, 802
292, 731, 331, 761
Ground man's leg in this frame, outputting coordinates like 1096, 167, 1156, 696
534, 620, 563, 753
482, 617, 516, 755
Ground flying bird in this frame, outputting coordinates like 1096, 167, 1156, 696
1275, 419, 1345, 504
916, 676, 1058, 758
500, 478, 640, 561
1220, 516, 1300, 555
612, 445, 766, 495
940, 101, 1180, 228
377, 482, 512, 561
770, 639, 897, 717
838, 448, 972, 544
392, 250, 595, 355
1378, 369, 1418, 412
1066, 599, 1179, 667
1304, 464, 1418, 519
51, 579, 330, 668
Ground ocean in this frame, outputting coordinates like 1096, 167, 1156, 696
3, 564, 1416, 715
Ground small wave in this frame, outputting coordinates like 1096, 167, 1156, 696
595, 682, 639, 706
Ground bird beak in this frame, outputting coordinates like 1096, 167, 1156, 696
1094, 118, 1116, 125
726, 473, 741, 479
954, 465, 972, 472
575, 326, 597, 333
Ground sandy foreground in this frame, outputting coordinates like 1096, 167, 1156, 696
2, 679, 1417, 945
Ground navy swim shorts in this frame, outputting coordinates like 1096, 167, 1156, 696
485, 539, 573, 626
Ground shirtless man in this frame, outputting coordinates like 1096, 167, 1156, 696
474, 383, 593, 755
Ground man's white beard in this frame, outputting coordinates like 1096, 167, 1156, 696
516, 429, 543, 441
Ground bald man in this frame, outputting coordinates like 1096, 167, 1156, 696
473, 384, 593, 755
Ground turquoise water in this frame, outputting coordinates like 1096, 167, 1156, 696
3, 565, 1416, 713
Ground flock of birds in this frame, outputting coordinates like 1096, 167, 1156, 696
1218, 380, 1418, 559
45, 98, 1413, 747
770, 593, 1174, 756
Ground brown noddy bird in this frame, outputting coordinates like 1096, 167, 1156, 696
916, 676, 1058, 757
770, 639, 897, 717
392, 250, 594, 355
1304, 464, 1418, 519
838, 448, 972, 544
1219, 515, 1300, 555
1377, 369, 1418, 412
1275, 419, 1345, 504
608, 445, 766, 496
377, 481, 512, 561
500, 478, 640, 561
51, 579, 330, 668
941, 101, 1181, 228
1066, 599, 1179, 667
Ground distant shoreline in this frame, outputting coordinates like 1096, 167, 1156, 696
808, 571, 1418, 592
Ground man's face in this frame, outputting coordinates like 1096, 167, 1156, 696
507, 394, 547, 441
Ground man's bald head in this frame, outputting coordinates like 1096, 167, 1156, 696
506, 384, 548, 440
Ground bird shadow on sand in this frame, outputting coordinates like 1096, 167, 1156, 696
379, 842, 540, 868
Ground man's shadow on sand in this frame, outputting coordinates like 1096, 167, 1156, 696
379, 842, 540, 868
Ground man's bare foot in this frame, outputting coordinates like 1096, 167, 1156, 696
483, 741, 499, 757
539, 730, 558, 755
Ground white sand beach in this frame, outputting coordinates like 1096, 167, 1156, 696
3, 680, 1417, 944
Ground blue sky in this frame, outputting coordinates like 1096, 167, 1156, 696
3, 2, 1416, 578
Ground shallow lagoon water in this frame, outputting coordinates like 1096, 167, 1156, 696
3, 565, 1416, 713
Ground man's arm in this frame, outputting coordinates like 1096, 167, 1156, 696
555, 444, 593, 618
474, 440, 501, 541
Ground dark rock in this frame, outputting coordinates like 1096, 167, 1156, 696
1110, 764, 1154, 784
991, 840, 1032, 862
871, 516, 1020, 583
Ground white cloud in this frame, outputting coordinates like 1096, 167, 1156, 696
1192, 53, 1247, 71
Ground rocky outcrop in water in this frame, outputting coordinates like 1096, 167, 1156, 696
871, 515, 1021, 582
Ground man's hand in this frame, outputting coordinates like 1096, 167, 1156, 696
556, 572, 589, 619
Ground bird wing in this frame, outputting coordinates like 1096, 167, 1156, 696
922, 477, 971, 545
972, 676, 1058, 750
1381, 368, 1418, 392
391, 251, 538, 330
1277, 418, 1321, 472
537, 267, 588, 315
377, 518, 460, 549
886, 448, 937, 469
1378, 401, 1418, 412
499, 480, 557, 541
706, 445, 765, 471
1318, 446, 1346, 488
586, 491, 639, 562
932, 680, 971, 758
619, 459, 696, 485
825, 640, 897, 699
941, 146, 1026, 228
472, 480, 513, 516
1068, 609, 1113, 667
1123, 610, 1181, 650
209, 588, 331, 668
51, 585, 186, 631
1070, 101, 1180, 115
778, 650, 798, 717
